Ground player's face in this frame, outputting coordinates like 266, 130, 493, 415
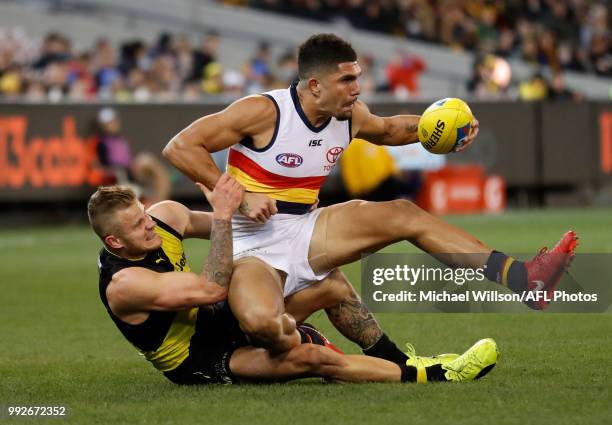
321, 61, 361, 120
113, 201, 161, 256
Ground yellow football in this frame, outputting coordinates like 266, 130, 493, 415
418, 98, 474, 154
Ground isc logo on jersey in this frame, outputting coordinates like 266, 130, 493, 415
276, 153, 303, 168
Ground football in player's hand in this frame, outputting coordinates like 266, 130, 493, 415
418, 98, 474, 154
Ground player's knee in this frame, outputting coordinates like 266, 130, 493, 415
330, 280, 354, 306
240, 311, 284, 345
386, 199, 429, 236
388, 198, 421, 216
321, 271, 354, 307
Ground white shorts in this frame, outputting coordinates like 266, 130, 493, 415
232, 209, 331, 297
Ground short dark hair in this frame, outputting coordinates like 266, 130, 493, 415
88, 185, 137, 239
298, 34, 357, 80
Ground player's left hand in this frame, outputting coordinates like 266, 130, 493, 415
454, 118, 479, 153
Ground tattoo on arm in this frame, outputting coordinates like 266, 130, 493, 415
383, 117, 419, 145
325, 289, 383, 349
203, 219, 233, 288
404, 123, 418, 134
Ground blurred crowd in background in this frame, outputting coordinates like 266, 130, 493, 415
0, 27, 422, 102
244, 0, 611, 76
0, 0, 608, 102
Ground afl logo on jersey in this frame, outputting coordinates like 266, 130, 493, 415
276, 153, 303, 168
326, 147, 344, 164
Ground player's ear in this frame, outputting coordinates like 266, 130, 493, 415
307, 78, 320, 97
104, 234, 123, 249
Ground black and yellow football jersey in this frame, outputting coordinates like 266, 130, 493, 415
98, 217, 197, 372
98, 216, 248, 384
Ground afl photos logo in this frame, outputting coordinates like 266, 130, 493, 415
276, 153, 303, 168
326, 147, 344, 163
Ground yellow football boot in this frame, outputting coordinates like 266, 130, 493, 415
443, 338, 499, 382
404, 343, 460, 383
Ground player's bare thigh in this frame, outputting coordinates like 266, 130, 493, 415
308, 199, 491, 276
230, 257, 350, 324
308, 200, 413, 275
229, 257, 304, 352
228, 257, 287, 325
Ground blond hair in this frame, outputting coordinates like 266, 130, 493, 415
87, 185, 137, 239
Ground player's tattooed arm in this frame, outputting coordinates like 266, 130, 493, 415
203, 218, 233, 288
353, 100, 420, 146
378, 116, 420, 146
198, 174, 243, 288
404, 122, 418, 135
325, 289, 383, 349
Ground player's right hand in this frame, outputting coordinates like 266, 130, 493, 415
197, 173, 244, 220
239, 192, 278, 223
454, 118, 479, 153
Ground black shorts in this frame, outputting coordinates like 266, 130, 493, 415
164, 302, 248, 385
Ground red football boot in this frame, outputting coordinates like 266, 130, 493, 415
524, 230, 578, 310
298, 323, 344, 354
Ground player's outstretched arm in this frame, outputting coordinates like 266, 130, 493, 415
352, 100, 420, 146
162, 96, 275, 189
352, 100, 479, 150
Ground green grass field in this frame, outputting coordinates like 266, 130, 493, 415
1, 208, 611, 425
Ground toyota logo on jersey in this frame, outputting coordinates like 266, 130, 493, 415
276, 153, 303, 168
326, 147, 344, 164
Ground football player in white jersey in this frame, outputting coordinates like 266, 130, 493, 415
163, 34, 577, 365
